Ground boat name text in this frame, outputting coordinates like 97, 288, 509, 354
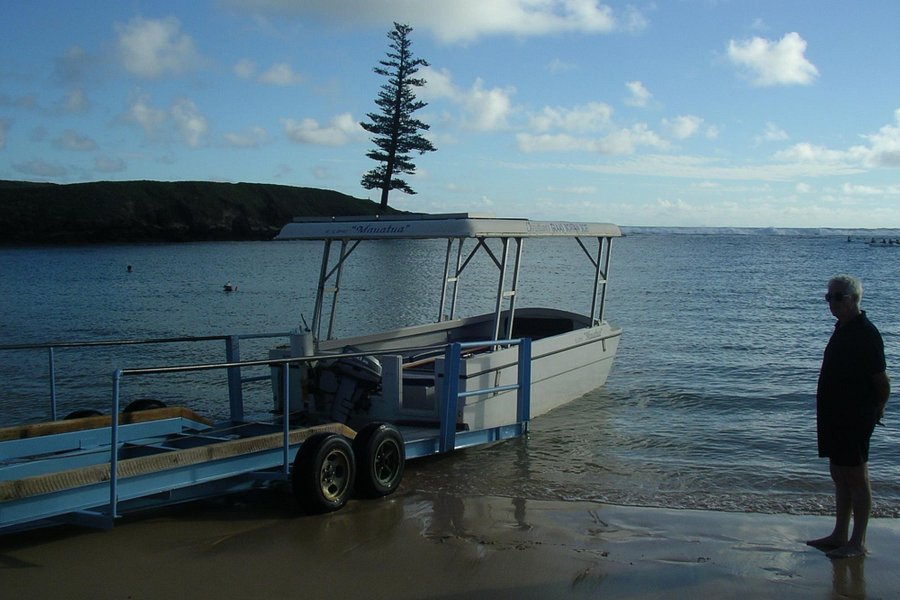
352, 224, 412, 235
526, 222, 590, 234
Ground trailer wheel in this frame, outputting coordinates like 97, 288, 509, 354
123, 398, 167, 412
293, 433, 356, 514
353, 423, 405, 498
63, 409, 103, 420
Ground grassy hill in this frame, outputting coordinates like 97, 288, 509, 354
0, 180, 401, 244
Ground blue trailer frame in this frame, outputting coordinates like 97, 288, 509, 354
0, 338, 531, 534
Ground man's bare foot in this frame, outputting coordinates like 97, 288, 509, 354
826, 544, 866, 559
806, 536, 844, 550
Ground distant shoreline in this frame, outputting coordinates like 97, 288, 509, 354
0, 180, 399, 245
622, 225, 900, 237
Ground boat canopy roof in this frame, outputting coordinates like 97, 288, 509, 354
276, 213, 621, 241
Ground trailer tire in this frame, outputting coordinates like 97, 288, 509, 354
292, 433, 356, 514
123, 398, 167, 412
353, 423, 405, 498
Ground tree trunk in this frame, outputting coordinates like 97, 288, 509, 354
380, 154, 395, 210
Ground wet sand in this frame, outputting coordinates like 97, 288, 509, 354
2, 490, 898, 599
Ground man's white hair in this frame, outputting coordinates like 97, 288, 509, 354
829, 274, 863, 305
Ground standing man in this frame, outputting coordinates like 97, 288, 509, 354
807, 274, 890, 559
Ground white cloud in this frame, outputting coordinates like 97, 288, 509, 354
311, 165, 331, 180
694, 181, 721, 190
547, 58, 575, 73
546, 185, 598, 195
13, 159, 67, 178
529, 102, 613, 133
54, 129, 97, 151
774, 142, 861, 165
596, 124, 669, 154
517, 132, 595, 153
756, 122, 789, 143
420, 66, 456, 99
95, 156, 126, 173
282, 113, 362, 145
620, 5, 648, 32
275, 163, 294, 178
234, 58, 257, 79
750, 18, 768, 33
126, 94, 167, 137
841, 182, 900, 196
0, 118, 10, 149
54, 47, 95, 115
226, 0, 642, 43
727, 32, 819, 86
773, 142, 872, 167
234, 59, 302, 86
517, 124, 668, 155
859, 108, 900, 167
624, 81, 651, 107
662, 115, 703, 140
561, 153, 862, 181
421, 67, 515, 132
0, 93, 37, 110
124, 94, 208, 147
224, 126, 269, 147
115, 17, 203, 78
768, 110, 900, 170
55, 45, 93, 84
61, 89, 89, 114
514, 95, 670, 155
258, 62, 304, 86
461, 80, 514, 131
171, 98, 209, 147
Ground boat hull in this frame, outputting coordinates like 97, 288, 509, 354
454, 321, 621, 430
294, 309, 621, 431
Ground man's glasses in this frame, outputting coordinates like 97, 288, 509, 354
825, 292, 847, 303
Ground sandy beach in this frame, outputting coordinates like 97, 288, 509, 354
2, 489, 898, 599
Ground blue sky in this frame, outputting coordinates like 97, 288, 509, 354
2, 1, 899, 227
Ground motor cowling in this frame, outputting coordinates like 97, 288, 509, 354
313, 348, 382, 423
331, 352, 382, 383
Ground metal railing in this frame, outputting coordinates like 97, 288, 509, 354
0, 333, 291, 421
109, 351, 298, 521
439, 338, 531, 452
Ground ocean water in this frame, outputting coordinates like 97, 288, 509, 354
1, 231, 898, 517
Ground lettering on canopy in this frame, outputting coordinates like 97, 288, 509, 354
352, 224, 411, 235
526, 221, 591, 234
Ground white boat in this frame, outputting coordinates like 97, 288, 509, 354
0, 212, 622, 531
272, 213, 622, 435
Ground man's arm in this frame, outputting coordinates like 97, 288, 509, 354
873, 370, 891, 421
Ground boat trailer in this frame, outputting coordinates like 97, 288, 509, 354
0, 338, 531, 534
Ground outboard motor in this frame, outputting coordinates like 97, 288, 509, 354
313, 347, 382, 423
